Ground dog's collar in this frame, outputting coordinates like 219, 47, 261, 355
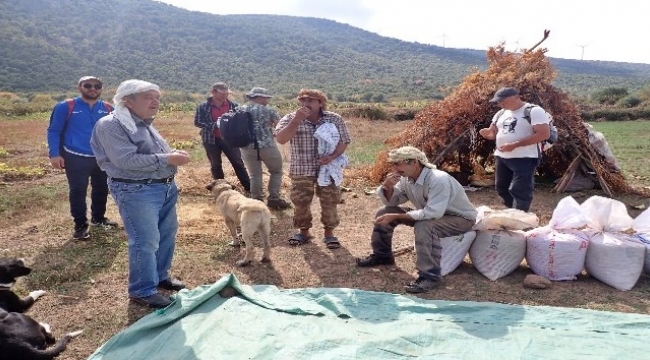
0, 282, 14, 289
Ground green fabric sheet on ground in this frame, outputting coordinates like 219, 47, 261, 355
89, 274, 650, 360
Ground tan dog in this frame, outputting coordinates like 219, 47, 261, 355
207, 180, 272, 266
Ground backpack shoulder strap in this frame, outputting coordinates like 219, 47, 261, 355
65, 98, 75, 124
493, 109, 506, 123
102, 101, 113, 113
522, 105, 537, 124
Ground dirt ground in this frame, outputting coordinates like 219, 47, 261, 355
1, 117, 649, 359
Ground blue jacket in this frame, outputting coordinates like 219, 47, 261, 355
47, 97, 112, 157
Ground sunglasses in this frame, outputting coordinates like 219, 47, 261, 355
82, 83, 103, 90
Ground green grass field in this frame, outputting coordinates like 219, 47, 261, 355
589, 120, 650, 184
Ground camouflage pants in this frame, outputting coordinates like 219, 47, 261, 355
290, 176, 341, 230
370, 206, 474, 280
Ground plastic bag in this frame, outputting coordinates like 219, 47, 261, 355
473, 206, 539, 231
526, 196, 590, 281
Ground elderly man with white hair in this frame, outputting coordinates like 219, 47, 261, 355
90, 79, 191, 308
356, 146, 477, 294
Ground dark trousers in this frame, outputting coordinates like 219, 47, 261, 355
202, 140, 250, 191
495, 156, 540, 212
63, 151, 109, 228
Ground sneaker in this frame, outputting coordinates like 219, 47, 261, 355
157, 278, 186, 291
90, 218, 118, 227
267, 198, 292, 210
404, 277, 440, 294
73, 224, 90, 240
129, 293, 173, 309
356, 254, 395, 267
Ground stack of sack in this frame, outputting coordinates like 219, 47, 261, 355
469, 206, 538, 281
582, 196, 645, 291
440, 231, 477, 276
632, 207, 650, 274
526, 196, 590, 281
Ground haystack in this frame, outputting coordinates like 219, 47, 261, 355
369, 43, 639, 196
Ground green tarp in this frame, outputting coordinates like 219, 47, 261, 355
89, 274, 650, 359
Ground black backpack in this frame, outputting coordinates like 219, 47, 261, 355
218, 109, 260, 158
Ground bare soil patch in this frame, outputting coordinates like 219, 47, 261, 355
1, 115, 649, 359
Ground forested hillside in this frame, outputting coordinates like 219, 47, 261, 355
1, 0, 649, 100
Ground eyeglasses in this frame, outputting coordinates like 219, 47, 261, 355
82, 83, 103, 90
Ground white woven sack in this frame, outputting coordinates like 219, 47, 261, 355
525, 196, 590, 281
632, 207, 650, 274
469, 230, 526, 281
584, 232, 645, 291
441, 231, 476, 276
473, 206, 539, 231
526, 228, 589, 281
582, 196, 643, 291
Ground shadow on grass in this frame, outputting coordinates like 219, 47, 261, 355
25, 226, 125, 304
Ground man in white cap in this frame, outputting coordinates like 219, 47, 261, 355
238, 87, 291, 211
479, 87, 551, 212
90, 79, 191, 309
356, 146, 477, 294
47, 76, 117, 240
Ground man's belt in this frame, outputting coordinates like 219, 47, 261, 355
111, 176, 174, 184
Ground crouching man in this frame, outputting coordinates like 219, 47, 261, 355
356, 146, 477, 293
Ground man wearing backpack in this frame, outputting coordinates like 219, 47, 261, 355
238, 87, 291, 210
47, 76, 117, 240
194, 82, 251, 194
479, 87, 551, 212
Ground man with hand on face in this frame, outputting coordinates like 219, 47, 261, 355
356, 146, 477, 294
90, 79, 190, 309
275, 89, 351, 250
47, 76, 117, 240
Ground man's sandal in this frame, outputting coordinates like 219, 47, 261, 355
324, 236, 341, 249
288, 233, 312, 246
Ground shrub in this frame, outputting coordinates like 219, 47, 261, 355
617, 95, 641, 108
590, 87, 628, 105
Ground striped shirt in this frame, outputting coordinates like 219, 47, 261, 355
275, 110, 351, 177
90, 113, 176, 180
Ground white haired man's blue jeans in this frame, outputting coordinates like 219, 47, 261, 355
108, 180, 179, 298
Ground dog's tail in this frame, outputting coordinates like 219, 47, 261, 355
17, 330, 82, 360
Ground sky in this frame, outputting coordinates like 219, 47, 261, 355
157, 0, 649, 65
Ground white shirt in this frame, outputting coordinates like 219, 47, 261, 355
493, 103, 550, 159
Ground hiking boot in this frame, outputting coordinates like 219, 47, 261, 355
73, 224, 90, 240
157, 278, 186, 291
404, 277, 441, 294
267, 198, 292, 210
356, 254, 395, 267
91, 217, 118, 227
129, 293, 173, 309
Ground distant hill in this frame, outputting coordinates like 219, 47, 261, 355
1, 0, 649, 100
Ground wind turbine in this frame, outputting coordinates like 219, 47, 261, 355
440, 33, 448, 47
576, 44, 589, 60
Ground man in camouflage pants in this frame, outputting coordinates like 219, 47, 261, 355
275, 89, 351, 249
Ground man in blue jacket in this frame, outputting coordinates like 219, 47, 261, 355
47, 76, 117, 240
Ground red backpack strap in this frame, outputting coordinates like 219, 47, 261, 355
102, 101, 113, 113
65, 98, 75, 124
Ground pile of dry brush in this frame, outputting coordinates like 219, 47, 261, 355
369, 44, 641, 196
